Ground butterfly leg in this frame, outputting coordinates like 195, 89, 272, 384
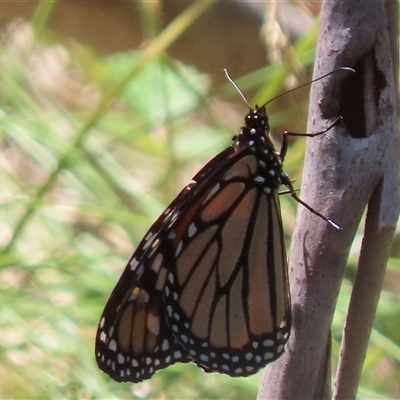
280, 173, 341, 230
279, 185, 298, 195
279, 116, 343, 162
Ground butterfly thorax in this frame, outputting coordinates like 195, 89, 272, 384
233, 105, 283, 190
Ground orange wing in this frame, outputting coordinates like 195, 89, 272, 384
95, 105, 291, 382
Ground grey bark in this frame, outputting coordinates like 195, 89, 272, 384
258, 1, 398, 399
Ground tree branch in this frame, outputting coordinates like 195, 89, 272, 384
258, 1, 398, 398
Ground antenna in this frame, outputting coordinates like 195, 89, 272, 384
224, 67, 355, 109
223, 68, 251, 108
263, 67, 355, 107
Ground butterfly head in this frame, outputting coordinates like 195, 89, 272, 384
233, 105, 272, 149
245, 105, 270, 133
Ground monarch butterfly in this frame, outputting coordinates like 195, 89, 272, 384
95, 68, 352, 383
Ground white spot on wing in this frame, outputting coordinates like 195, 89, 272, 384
118, 353, 125, 364
175, 241, 183, 256
264, 352, 274, 360
173, 312, 180, 321
130, 258, 139, 270
203, 183, 220, 203
263, 339, 274, 347
162, 339, 169, 351
109, 339, 117, 351
174, 350, 182, 359
180, 334, 188, 343
188, 223, 197, 238
143, 232, 156, 250
264, 187, 271, 194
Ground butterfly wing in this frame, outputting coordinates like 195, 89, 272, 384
162, 145, 291, 377
95, 267, 191, 382
95, 186, 198, 382
96, 106, 291, 382
95, 148, 241, 382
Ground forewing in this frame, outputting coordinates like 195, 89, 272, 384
95, 147, 238, 382
162, 151, 291, 377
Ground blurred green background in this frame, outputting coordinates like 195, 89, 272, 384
0, 1, 398, 399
